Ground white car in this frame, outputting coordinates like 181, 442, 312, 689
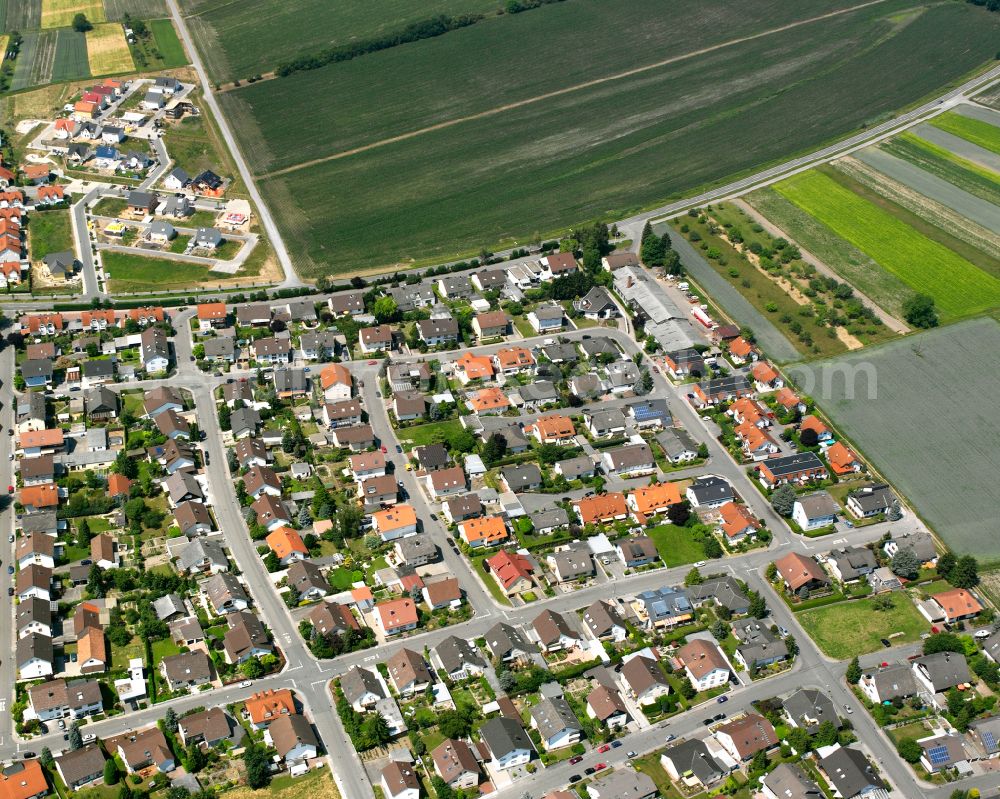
694, 560, 707, 568
975, 629, 993, 640
239, 680, 252, 688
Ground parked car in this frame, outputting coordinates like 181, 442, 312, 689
716, 695, 728, 703
594, 763, 607, 771
597, 744, 610, 753
569, 775, 582, 784
610, 741, 622, 749
584, 767, 596, 776
569, 756, 583, 765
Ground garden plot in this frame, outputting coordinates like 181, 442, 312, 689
788, 318, 1000, 561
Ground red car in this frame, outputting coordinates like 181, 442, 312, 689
594, 763, 607, 771
597, 745, 610, 754
569, 756, 583, 765
380, 445, 388, 454
6, 485, 12, 494
367, 360, 378, 365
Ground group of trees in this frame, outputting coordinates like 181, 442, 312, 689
902, 293, 938, 329
336, 696, 393, 751
936, 550, 980, 589
640, 222, 682, 274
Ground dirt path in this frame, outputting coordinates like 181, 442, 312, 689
259, 0, 891, 179
732, 198, 910, 334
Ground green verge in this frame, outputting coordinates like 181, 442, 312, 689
880, 132, 1000, 207
149, 19, 188, 68
930, 111, 1000, 157
772, 169, 1000, 318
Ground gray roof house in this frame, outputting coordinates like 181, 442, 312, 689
435, 635, 487, 681
529, 696, 581, 750
817, 746, 886, 799
660, 738, 726, 788
762, 763, 822, 799
783, 688, 841, 734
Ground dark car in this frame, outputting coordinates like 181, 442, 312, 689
7, 587, 12, 596
430, 513, 438, 521
610, 741, 622, 749
569, 756, 583, 765
584, 767, 596, 776
713, 713, 726, 721
881, 638, 892, 647
395, 445, 402, 453
703, 718, 715, 726
6, 565, 12, 575
21, 752, 35, 759
81, 559, 92, 566
569, 775, 582, 784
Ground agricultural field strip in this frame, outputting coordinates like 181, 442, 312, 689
254, 0, 902, 178
879, 132, 1000, 207
787, 318, 1000, 560
912, 123, 1000, 173
954, 101, 1000, 130
848, 148, 1000, 238
51, 28, 90, 82
40, 0, 106, 29
930, 110, 1000, 157
86, 22, 135, 75
773, 169, 1000, 317
243, 3, 1000, 275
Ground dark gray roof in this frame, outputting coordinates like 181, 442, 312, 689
847, 483, 895, 514
435, 635, 487, 674
688, 475, 734, 504
783, 689, 840, 733
501, 463, 542, 491
818, 747, 884, 797
913, 652, 971, 691
762, 763, 822, 799
340, 666, 385, 706
530, 507, 569, 531
686, 576, 749, 613
582, 600, 625, 638
530, 696, 580, 740
485, 622, 537, 659
395, 535, 438, 564
662, 738, 725, 785
479, 717, 532, 759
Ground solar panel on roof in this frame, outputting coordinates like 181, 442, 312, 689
927, 745, 951, 765
982, 731, 997, 752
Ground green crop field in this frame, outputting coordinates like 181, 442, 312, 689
51, 28, 90, 81
931, 111, 1000, 157
210, 0, 1000, 277
773, 169, 1000, 318
28, 209, 73, 261
788, 318, 1000, 560
182, 0, 502, 84
880, 132, 1000, 208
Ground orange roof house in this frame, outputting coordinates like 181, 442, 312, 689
36, 185, 64, 202
485, 550, 534, 593
196, 302, 228, 323
525, 414, 576, 444
735, 420, 778, 458
493, 346, 535, 372
717, 502, 761, 540
372, 504, 418, 537
728, 337, 756, 361
0, 757, 48, 799
574, 493, 628, 525
320, 363, 352, 390
751, 361, 781, 387
265, 526, 308, 563
108, 473, 132, 498
930, 588, 983, 622
20, 483, 59, 510
127, 306, 164, 324
627, 482, 682, 517
730, 397, 769, 427
455, 352, 494, 381
74, 100, 98, 118
458, 515, 508, 547
77, 625, 108, 674
245, 688, 297, 726
468, 387, 510, 414
774, 387, 803, 411
22, 164, 50, 182
376, 597, 419, 635
826, 441, 863, 475
799, 415, 830, 439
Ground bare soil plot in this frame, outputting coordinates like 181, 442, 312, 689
86, 22, 133, 75
788, 318, 1000, 561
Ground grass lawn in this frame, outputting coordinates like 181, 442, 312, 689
102, 250, 218, 292
111, 635, 146, 670
149, 19, 187, 68
161, 114, 224, 180
632, 754, 684, 799
28, 208, 73, 262
645, 524, 705, 568
395, 419, 464, 450
217, 0, 1000, 276
328, 567, 363, 591
151, 637, 181, 661
773, 169, 1000, 319
930, 111, 1000, 157
797, 596, 929, 659
93, 197, 127, 217
888, 719, 933, 745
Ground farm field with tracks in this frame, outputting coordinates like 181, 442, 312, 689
86, 22, 133, 74
209, 0, 1000, 277
788, 318, 1000, 561
931, 109, 1000, 156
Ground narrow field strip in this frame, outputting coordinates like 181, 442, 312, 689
86, 22, 134, 75
40, 0, 105, 28
849, 148, 1000, 238
880, 132, 1000, 206
774, 169, 1000, 318
930, 111, 1000, 157
259, 0, 891, 178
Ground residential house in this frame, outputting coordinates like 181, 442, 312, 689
387, 648, 433, 695
532, 609, 582, 652
527, 304, 564, 333
485, 622, 537, 664
826, 546, 878, 583
479, 717, 534, 770
761, 763, 822, 799
582, 600, 627, 642
434, 636, 487, 681
244, 688, 297, 729
715, 713, 778, 761
615, 534, 659, 568
381, 761, 420, 799
340, 667, 385, 712
774, 551, 830, 595
530, 696, 582, 750
585, 770, 657, 799
432, 739, 480, 790
159, 651, 213, 691
783, 688, 840, 734
267, 715, 319, 766
661, 738, 726, 790
757, 452, 828, 488
846, 484, 896, 519
620, 655, 671, 705
376, 598, 419, 637
675, 638, 731, 692
686, 475, 735, 508
485, 550, 535, 595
